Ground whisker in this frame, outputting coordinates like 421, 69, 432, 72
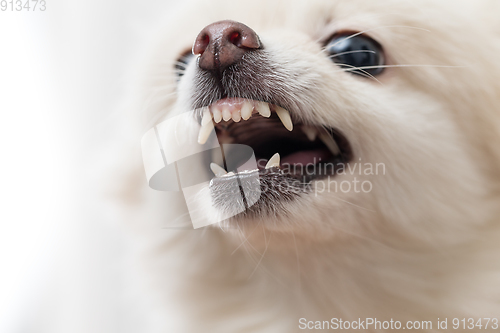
327, 223, 393, 250
328, 50, 376, 59
291, 232, 302, 295
327, 25, 431, 50
338, 64, 468, 72
315, 25, 431, 58
160, 210, 195, 229
141, 91, 180, 130
247, 225, 273, 279
333, 63, 384, 85
231, 220, 262, 255
331, 196, 377, 213
240, 232, 287, 286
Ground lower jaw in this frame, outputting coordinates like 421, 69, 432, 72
209, 157, 345, 219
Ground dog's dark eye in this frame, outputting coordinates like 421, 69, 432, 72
325, 34, 385, 76
175, 51, 194, 79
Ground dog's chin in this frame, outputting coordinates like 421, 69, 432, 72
209, 194, 360, 251
207, 169, 362, 243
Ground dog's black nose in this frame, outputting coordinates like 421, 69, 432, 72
193, 20, 261, 72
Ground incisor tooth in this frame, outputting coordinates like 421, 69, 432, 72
275, 106, 293, 131
319, 129, 340, 156
201, 108, 212, 126
232, 110, 241, 122
241, 102, 253, 120
212, 107, 222, 123
255, 101, 271, 118
210, 163, 227, 177
302, 126, 318, 141
198, 120, 214, 144
265, 153, 280, 169
222, 107, 232, 121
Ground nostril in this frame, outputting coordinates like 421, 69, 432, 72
193, 34, 210, 56
228, 31, 242, 47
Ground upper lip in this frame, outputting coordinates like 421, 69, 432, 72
189, 50, 308, 118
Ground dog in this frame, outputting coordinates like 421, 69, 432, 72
120, 0, 500, 331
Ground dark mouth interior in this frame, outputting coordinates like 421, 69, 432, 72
213, 112, 352, 181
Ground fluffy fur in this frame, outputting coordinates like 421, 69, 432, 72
118, 0, 500, 331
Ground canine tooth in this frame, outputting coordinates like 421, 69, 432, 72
265, 153, 280, 169
302, 126, 318, 141
275, 106, 293, 131
232, 110, 241, 122
212, 107, 222, 123
201, 108, 212, 126
222, 107, 232, 121
319, 129, 340, 156
241, 102, 253, 120
197, 121, 214, 144
255, 101, 271, 118
210, 163, 228, 177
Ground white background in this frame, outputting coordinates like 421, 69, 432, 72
0, 0, 177, 331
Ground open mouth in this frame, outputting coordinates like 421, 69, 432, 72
195, 97, 353, 216
197, 97, 352, 180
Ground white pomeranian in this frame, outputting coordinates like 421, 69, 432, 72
120, 0, 500, 331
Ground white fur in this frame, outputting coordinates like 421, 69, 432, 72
118, 0, 500, 331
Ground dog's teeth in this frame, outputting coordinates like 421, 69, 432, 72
210, 163, 228, 177
241, 102, 253, 120
198, 120, 213, 144
222, 107, 232, 122
212, 106, 222, 123
201, 107, 212, 126
265, 153, 280, 169
275, 106, 293, 131
256, 101, 271, 118
232, 110, 242, 122
319, 129, 340, 156
302, 126, 318, 141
